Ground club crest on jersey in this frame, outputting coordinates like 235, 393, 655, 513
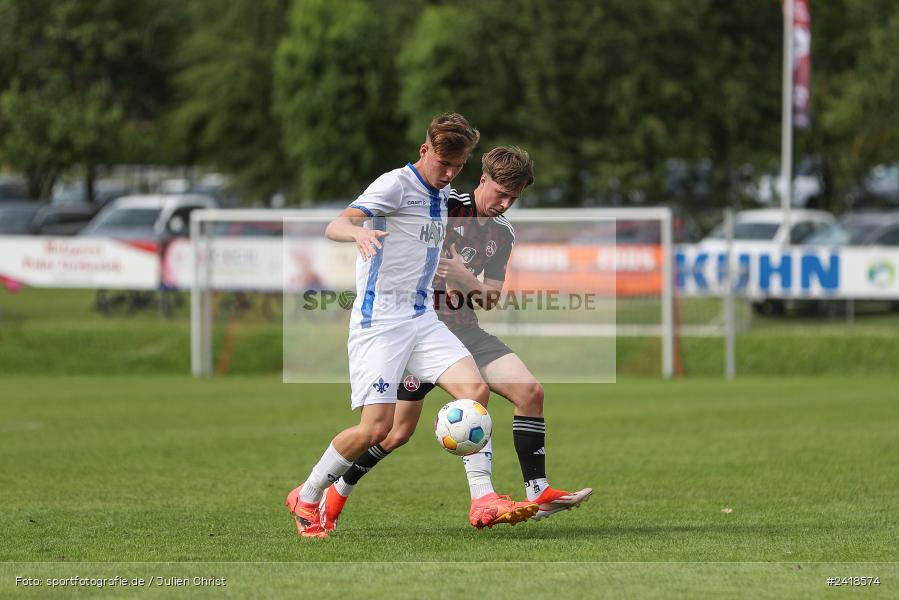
420, 221, 446, 247
372, 377, 389, 394
485, 240, 497, 257
402, 375, 421, 392
459, 246, 477, 263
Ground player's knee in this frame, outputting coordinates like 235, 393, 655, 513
362, 422, 392, 446
468, 382, 489, 405
525, 382, 544, 414
387, 422, 417, 447
454, 381, 488, 404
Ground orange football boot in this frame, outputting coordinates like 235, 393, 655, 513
531, 487, 593, 521
285, 485, 328, 539
319, 485, 348, 533
469, 492, 538, 529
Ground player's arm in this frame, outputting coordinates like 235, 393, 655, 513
328, 173, 402, 259
325, 208, 389, 261
436, 244, 503, 309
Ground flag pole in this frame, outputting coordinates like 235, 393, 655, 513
781, 0, 794, 245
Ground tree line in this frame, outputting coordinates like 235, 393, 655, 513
0, 0, 896, 209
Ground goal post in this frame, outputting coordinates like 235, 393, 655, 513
188, 207, 676, 379
514, 208, 674, 378
189, 209, 334, 377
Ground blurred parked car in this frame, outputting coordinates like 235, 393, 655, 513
51, 180, 132, 209
0, 175, 28, 202
568, 212, 702, 245
79, 194, 218, 243
0, 202, 98, 235
703, 208, 835, 245
31, 205, 96, 235
0, 202, 44, 234
846, 163, 899, 208
805, 211, 899, 247
159, 173, 240, 208
158, 178, 191, 194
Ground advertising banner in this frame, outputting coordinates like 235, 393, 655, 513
676, 244, 899, 299
4, 235, 899, 301
0, 236, 158, 290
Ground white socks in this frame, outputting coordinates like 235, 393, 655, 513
300, 443, 353, 503
333, 477, 354, 497
525, 477, 550, 502
462, 438, 494, 499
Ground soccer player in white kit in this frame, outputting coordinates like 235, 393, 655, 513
285, 114, 535, 538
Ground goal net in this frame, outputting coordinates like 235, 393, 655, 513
187, 207, 676, 380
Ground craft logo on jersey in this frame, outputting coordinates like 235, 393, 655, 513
372, 377, 390, 394
420, 221, 446, 247
485, 239, 497, 257
454, 225, 464, 236
402, 374, 421, 392
459, 246, 477, 263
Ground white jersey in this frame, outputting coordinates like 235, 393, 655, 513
347, 163, 450, 329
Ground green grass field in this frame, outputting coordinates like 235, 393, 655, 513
3, 288, 899, 379
2, 375, 897, 598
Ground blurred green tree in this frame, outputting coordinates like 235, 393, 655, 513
273, 0, 424, 203
172, 0, 291, 204
0, 0, 184, 201
0, 0, 895, 210
396, 0, 784, 207
811, 0, 899, 203
396, 1, 529, 193
684, 0, 782, 208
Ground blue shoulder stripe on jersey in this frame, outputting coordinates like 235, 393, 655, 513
360, 216, 387, 328
349, 203, 374, 217
406, 162, 439, 193
430, 187, 442, 220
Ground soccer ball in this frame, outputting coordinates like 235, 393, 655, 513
434, 399, 492, 456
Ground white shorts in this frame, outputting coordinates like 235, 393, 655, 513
347, 311, 470, 410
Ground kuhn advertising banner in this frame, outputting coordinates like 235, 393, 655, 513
3, 236, 899, 300
0, 236, 158, 289
676, 244, 899, 299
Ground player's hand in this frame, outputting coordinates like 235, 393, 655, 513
437, 243, 468, 281
353, 228, 389, 261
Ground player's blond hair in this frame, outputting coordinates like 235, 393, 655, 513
482, 146, 535, 192
426, 113, 480, 157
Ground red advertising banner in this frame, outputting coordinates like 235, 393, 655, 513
793, 0, 811, 128
505, 244, 663, 297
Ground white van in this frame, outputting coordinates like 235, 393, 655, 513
703, 209, 834, 245
80, 194, 217, 242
